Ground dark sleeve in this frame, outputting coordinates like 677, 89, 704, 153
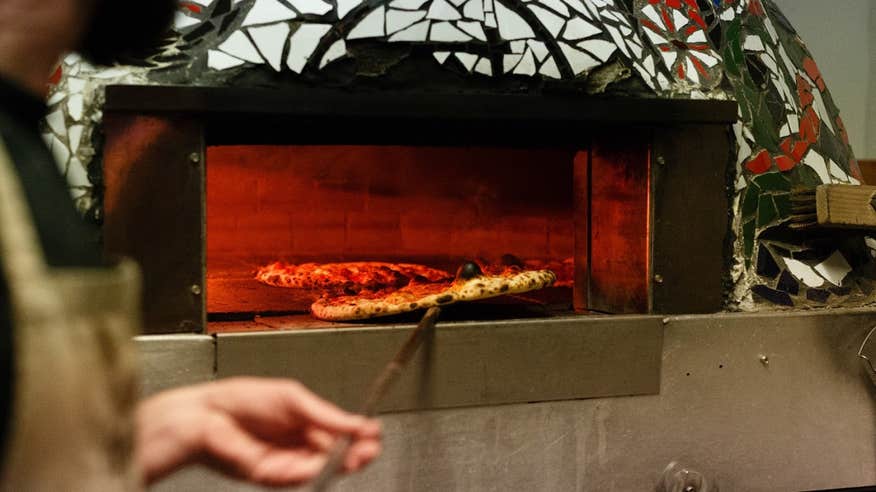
0, 267, 14, 466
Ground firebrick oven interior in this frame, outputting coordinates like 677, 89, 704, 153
205, 145, 580, 330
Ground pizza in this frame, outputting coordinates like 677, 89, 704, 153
255, 261, 453, 295
310, 262, 556, 321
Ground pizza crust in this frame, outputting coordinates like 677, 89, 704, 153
310, 269, 556, 321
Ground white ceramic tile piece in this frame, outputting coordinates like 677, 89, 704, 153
559, 41, 599, 74
68, 125, 84, 154
67, 78, 86, 92
495, 1, 535, 40
449, 0, 467, 7
320, 39, 347, 68
66, 157, 89, 188
483, 0, 494, 12
619, 24, 632, 36
760, 51, 777, 73
719, 7, 734, 21
776, 44, 796, 76
787, 113, 799, 133
218, 31, 265, 63
502, 53, 523, 73
338, 0, 364, 18
627, 39, 643, 58
430, 21, 472, 41
455, 52, 478, 71
389, 19, 430, 41
803, 150, 831, 184
456, 21, 487, 41
687, 30, 706, 43
427, 0, 462, 21
45, 110, 66, 136
242, 0, 297, 26
559, 0, 589, 17
288, 0, 333, 15
642, 54, 655, 76
539, 56, 561, 78
643, 26, 665, 46
743, 34, 764, 52
538, 0, 569, 16
527, 4, 564, 37
347, 5, 385, 39
474, 57, 492, 75
207, 49, 246, 70
641, 4, 664, 29
462, 0, 485, 20
387, 9, 428, 34
779, 123, 790, 137
510, 40, 526, 53
174, 11, 201, 29
250, 23, 291, 71
46, 92, 65, 106
657, 72, 670, 90
866, 237, 876, 251
672, 9, 687, 29
811, 88, 835, 134
577, 38, 615, 62
433, 51, 451, 63
689, 49, 719, 67
67, 94, 84, 121
814, 251, 852, 287
513, 48, 537, 75
734, 174, 747, 191
485, 12, 497, 27
784, 258, 825, 288
390, 0, 428, 9
685, 57, 699, 83
561, 17, 600, 40
828, 158, 851, 183
285, 23, 328, 72
763, 17, 778, 43
661, 50, 677, 69
527, 40, 548, 61
604, 25, 629, 57
49, 134, 69, 172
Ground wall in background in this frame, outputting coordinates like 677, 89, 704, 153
773, 0, 874, 159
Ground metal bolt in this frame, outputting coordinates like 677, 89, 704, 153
189, 152, 201, 165
190, 284, 202, 296
654, 274, 664, 284
759, 355, 769, 365
656, 155, 666, 166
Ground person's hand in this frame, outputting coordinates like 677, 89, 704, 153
135, 377, 381, 487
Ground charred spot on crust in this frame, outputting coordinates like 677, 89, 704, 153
437, 294, 453, 303
500, 284, 509, 292
409, 303, 418, 308
455, 261, 483, 281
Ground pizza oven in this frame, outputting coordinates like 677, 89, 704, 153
102, 85, 734, 335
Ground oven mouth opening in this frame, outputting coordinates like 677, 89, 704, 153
205, 144, 586, 332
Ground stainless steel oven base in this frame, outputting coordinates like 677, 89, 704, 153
139, 309, 876, 491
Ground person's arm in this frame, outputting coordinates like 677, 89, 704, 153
135, 377, 381, 487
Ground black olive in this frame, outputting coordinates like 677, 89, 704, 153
455, 261, 483, 280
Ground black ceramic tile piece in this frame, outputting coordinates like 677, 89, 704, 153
829, 286, 852, 296
753, 172, 791, 193
806, 288, 830, 303
756, 244, 780, 278
751, 284, 794, 306
776, 270, 799, 295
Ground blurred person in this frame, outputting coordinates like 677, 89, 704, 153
0, 0, 380, 488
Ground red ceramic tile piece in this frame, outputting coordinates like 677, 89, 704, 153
796, 75, 813, 107
791, 141, 809, 162
746, 150, 772, 174
641, 19, 663, 33
687, 43, 710, 51
181, 2, 202, 13
658, 44, 672, 52
748, 0, 765, 16
800, 107, 819, 144
689, 10, 707, 29
779, 136, 794, 156
850, 158, 863, 181
816, 78, 826, 92
802, 58, 821, 83
775, 155, 796, 171
683, 0, 699, 9
684, 24, 699, 37
690, 56, 708, 77
649, 0, 661, 4
676, 62, 685, 79
660, 6, 676, 32
48, 65, 62, 86
666, 0, 682, 9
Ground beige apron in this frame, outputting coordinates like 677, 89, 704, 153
0, 137, 142, 490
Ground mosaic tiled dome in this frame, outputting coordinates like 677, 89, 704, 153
45, 0, 866, 309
